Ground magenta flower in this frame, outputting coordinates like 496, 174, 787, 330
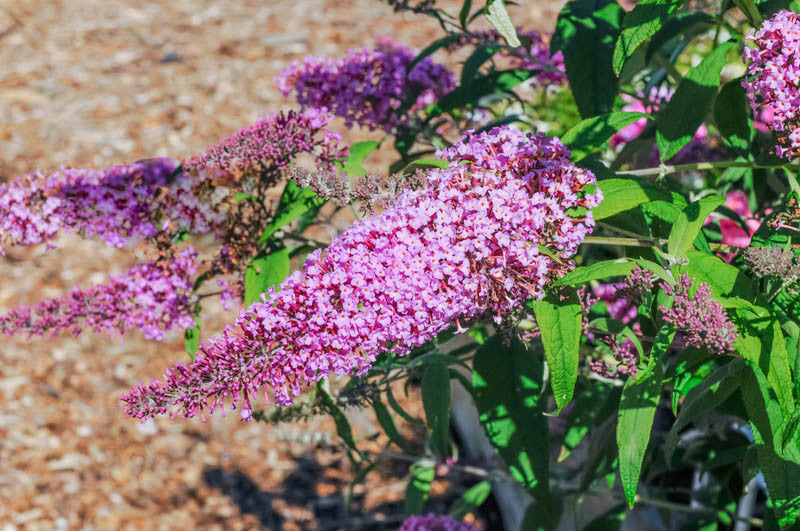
0, 248, 198, 341
185, 108, 347, 174
121, 126, 601, 421
399, 513, 480, 531
275, 38, 455, 131
659, 275, 737, 356
0, 159, 225, 253
743, 10, 800, 158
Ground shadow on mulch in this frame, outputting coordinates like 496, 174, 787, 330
203, 452, 494, 530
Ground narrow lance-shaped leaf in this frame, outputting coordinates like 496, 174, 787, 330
472, 337, 552, 504
449, 481, 492, 520
593, 177, 675, 220
656, 41, 736, 161
613, 0, 685, 75
485, 0, 521, 47
551, 0, 624, 118
714, 79, 755, 156
421, 361, 452, 457
555, 259, 635, 286
533, 288, 583, 410
243, 248, 291, 306
184, 315, 202, 361
260, 180, 325, 244
562, 112, 652, 161
340, 140, 379, 177
405, 462, 435, 515
663, 359, 745, 465
617, 351, 665, 508
667, 195, 725, 258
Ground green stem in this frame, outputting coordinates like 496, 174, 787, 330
583, 236, 661, 247
583, 235, 740, 254
618, 159, 797, 178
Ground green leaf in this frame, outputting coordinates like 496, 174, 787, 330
183, 316, 202, 361
472, 337, 551, 500
667, 195, 725, 258
422, 361, 452, 457
449, 481, 491, 520
243, 248, 291, 306
373, 400, 413, 453
320, 387, 359, 453
555, 259, 635, 286
459, 0, 473, 29
656, 41, 736, 161
341, 141, 379, 177
735, 306, 796, 415
552, 0, 624, 118
560, 382, 622, 462
646, 12, 714, 63
741, 366, 800, 527
405, 462, 435, 514
533, 288, 582, 411
613, 0, 684, 75
461, 44, 502, 85
732, 0, 762, 26
714, 79, 755, 156
260, 180, 325, 244
664, 359, 745, 465
562, 112, 652, 161
485, 0, 521, 47
593, 177, 674, 220
617, 360, 663, 508
675, 250, 754, 299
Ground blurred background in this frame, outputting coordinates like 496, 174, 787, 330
0, 1, 562, 528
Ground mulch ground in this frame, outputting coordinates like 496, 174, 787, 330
0, 1, 562, 528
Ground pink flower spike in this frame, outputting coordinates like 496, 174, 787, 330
121, 126, 601, 421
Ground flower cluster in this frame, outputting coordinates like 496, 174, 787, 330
185, 108, 347, 176
659, 275, 737, 356
448, 29, 566, 87
275, 38, 455, 131
121, 126, 601, 421
743, 10, 800, 158
744, 246, 800, 282
0, 248, 198, 341
0, 159, 226, 254
589, 336, 639, 378
399, 514, 479, 531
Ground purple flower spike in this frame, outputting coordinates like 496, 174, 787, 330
399, 513, 480, 531
185, 108, 347, 174
0, 159, 225, 253
276, 38, 455, 131
121, 126, 601, 421
0, 248, 199, 341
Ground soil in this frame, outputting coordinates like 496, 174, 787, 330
0, 1, 563, 528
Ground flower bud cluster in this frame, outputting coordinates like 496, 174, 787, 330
185, 108, 347, 176
743, 10, 800, 158
659, 275, 737, 356
276, 38, 455, 131
121, 126, 601, 421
